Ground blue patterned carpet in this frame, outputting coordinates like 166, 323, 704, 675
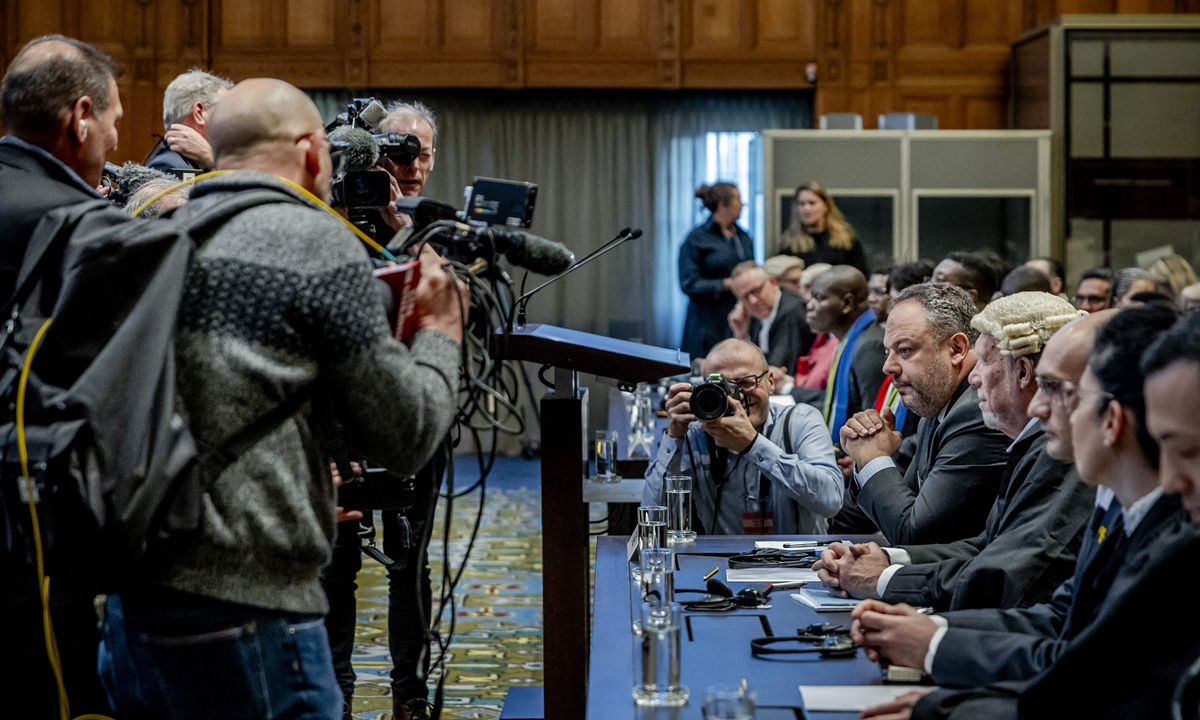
347, 458, 546, 719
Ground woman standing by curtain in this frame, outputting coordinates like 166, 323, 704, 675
780, 182, 869, 277
679, 182, 754, 360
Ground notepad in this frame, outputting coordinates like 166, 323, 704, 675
799, 685, 933, 712
792, 587, 862, 611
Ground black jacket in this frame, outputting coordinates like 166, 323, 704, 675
846, 319, 888, 417
678, 219, 754, 359
145, 141, 200, 174
747, 287, 814, 374
882, 430, 1093, 612
912, 494, 1194, 720
855, 379, 1010, 544
0, 140, 99, 304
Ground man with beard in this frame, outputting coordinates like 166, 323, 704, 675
815, 293, 1095, 612
836, 283, 1009, 544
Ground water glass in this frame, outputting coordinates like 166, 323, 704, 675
637, 505, 667, 552
665, 475, 697, 545
632, 602, 688, 707
639, 548, 674, 606
703, 684, 757, 719
592, 430, 621, 483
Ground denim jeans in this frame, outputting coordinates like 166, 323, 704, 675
321, 456, 440, 705
98, 587, 341, 720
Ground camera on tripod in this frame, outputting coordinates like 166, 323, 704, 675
690, 373, 745, 423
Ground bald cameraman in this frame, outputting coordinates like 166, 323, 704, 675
322, 99, 444, 720
1, 34, 123, 716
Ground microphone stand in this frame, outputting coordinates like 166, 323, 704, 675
506, 227, 643, 334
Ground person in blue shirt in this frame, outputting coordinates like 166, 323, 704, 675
679, 182, 755, 361
643, 339, 843, 535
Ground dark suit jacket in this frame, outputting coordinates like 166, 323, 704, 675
914, 498, 1197, 720
0, 142, 99, 305
883, 431, 1093, 612
748, 287, 814, 374
855, 379, 1010, 544
145, 141, 199, 174
846, 319, 888, 418
916, 493, 1187, 707
679, 219, 754, 359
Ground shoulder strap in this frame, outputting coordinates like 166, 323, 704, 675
172, 188, 302, 242
782, 403, 800, 455
208, 386, 313, 468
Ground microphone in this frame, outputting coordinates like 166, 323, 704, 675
488, 229, 574, 276
510, 226, 643, 330
328, 126, 379, 171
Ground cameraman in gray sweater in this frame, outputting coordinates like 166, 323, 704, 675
97, 79, 463, 720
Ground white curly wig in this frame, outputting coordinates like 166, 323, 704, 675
970, 291, 1085, 358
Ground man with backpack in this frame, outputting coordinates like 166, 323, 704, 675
0, 34, 125, 718
95, 78, 465, 719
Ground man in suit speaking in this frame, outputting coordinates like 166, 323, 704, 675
728, 260, 815, 376
835, 282, 1010, 544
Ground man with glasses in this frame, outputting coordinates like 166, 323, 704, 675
97, 79, 465, 720
728, 260, 814, 375
643, 339, 843, 534
1073, 267, 1112, 314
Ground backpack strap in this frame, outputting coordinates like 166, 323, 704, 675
204, 386, 313, 471
171, 188, 304, 242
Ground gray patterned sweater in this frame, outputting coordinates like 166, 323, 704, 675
148, 170, 459, 615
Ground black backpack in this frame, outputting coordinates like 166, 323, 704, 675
0, 189, 310, 601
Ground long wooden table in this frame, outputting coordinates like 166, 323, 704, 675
587, 535, 910, 720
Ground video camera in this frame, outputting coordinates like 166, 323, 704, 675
325, 97, 424, 239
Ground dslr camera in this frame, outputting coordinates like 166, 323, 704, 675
690, 373, 744, 423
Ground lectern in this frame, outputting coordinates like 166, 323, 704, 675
502, 324, 689, 719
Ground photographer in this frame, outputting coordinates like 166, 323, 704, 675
146, 69, 233, 173
322, 98, 445, 720
96, 79, 465, 719
643, 339, 843, 534
0, 34, 122, 716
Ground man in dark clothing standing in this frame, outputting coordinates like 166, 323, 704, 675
0, 35, 123, 718
728, 260, 815, 375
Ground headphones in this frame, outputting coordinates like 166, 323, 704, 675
727, 548, 818, 569
750, 625, 857, 658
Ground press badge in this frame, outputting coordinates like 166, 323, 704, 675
742, 512, 774, 534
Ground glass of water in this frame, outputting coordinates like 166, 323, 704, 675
591, 430, 622, 483
632, 505, 667, 582
639, 548, 674, 606
703, 683, 757, 719
632, 602, 688, 707
665, 475, 696, 545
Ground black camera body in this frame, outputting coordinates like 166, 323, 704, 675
330, 170, 392, 209
335, 466, 417, 513
691, 373, 744, 423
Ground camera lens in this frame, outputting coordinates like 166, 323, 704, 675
691, 382, 729, 423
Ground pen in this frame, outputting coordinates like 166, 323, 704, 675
703, 567, 719, 581
782, 541, 818, 548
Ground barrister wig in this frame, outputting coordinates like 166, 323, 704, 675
970, 291, 1085, 359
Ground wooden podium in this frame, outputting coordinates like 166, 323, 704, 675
502, 324, 689, 719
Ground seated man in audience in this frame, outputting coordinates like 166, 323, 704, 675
1025, 257, 1065, 297
852, 305, 1193, 720
816, 294, 1094, 611
933, 251, 1000, 312
1000, 265, 1051, 296
728, 260, 814, 376
643, 339, 843, 534
837, 283, 1010, 544
763, 254, 804, 296
1072, 267, 1111, 313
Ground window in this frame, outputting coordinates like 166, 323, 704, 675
704, 132, 765, 260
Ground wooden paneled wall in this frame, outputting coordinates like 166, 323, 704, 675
3, 0, 1199, 162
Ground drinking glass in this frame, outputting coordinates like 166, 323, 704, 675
591, 430, 621, 483
703, 683, 757, 719
632, 505, 667, 582
665, 475, 696, 544
632, 602, 688, 707
639, 548, 674, 606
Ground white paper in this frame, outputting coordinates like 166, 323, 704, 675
799, 685, 932, 712
792, 587, 862, 610
725, 567, 820, 583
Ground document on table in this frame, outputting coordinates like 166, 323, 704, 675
725, 567, 820, 583
799, 685, 934, 712
792, 587, 862, 611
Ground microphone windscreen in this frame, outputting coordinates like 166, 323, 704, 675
502, 232, 575, 275
328, 126, 380, 171
116, 162, 173, 199
629, 228, 644, 239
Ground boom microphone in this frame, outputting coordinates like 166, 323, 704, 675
328, 126, 380, 171
488, 230, 575, 276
